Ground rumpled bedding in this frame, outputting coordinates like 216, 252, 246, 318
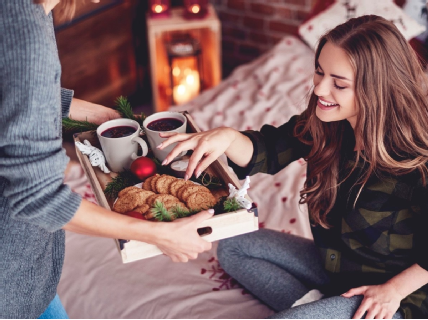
59, 35, 316, 319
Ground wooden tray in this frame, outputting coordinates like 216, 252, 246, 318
73, 112, 258, 263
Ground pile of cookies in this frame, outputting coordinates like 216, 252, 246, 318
112, 174, 217, 219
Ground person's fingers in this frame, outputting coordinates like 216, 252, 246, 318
342, 286, 367, 297
157, 132, 193, 149
353, 298, 370, 319
162, 139, 196, 166
375, 309, 386, 319
365, 303, 380, 319
384, 312, 395, 319
185, 146, 208, 179
190, 209, 215, 224
194, 152, 222, 178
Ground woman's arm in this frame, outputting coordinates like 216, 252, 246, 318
68, 97, 120, 125
159, 115, 308, 180
63, 199, 213, 262
342, 264, 428, 319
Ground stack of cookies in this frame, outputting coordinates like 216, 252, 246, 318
112, 174, 217, 220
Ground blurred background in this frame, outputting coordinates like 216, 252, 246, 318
54, 0, 318, 113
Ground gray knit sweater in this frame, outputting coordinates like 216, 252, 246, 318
1, 1, 82, 318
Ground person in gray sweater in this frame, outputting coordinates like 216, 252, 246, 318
0, 0, 214, 318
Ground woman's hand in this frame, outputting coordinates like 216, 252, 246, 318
341, 283, 403, 319
158, 127, 239, 180
153, 209, 214, 262
69, 98, 120, 125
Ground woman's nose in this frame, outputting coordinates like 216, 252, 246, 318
313, 78, 330, 98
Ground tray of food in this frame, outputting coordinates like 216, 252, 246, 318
73, 111, 258, 263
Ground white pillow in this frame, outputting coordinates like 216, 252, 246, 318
299, 0, 426, 51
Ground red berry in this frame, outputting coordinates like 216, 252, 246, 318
124, 211, 145, 220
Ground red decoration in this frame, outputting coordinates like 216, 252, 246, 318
130, 157, 157, 181
124, 211, 146, 220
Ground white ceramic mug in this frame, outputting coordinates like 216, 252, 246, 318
97, 119, 148, 172
142, 111, 187, 162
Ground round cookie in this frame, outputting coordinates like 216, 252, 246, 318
181, 185, 210, 202
177, 182, 197, 201
133, 204, 150, 215
146, 194, 162, 207
186, 192, 216, 211
169, 180, 192, 197
155, 175, 177, 194
113, 192, 140, 214
118, 186, 142, 198
151, 174, 163, 192
134, 190, 155, 206
143, 175, 158, 192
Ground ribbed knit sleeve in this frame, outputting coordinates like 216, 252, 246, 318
0, 0, 81, 232
61, 88, 74, 118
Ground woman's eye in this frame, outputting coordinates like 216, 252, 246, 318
315, 69, 323, 76
334, 82, 346, 90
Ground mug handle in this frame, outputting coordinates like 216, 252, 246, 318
131, 137, 148, 159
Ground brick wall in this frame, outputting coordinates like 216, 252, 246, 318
211, 0, 315, 76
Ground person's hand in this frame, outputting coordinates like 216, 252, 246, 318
69, 98, 121, 125
153, 209, 214, 262
341, 283, 403, 319
158, 127, 237, 180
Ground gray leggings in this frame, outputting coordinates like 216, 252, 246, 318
217, 229, 403, 319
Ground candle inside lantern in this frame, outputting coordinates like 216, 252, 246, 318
183, 0, 208, 19
173, 83, 192, 105
149, 0, 170, 18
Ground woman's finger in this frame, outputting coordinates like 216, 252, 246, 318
157, 132, 193, 150
162, 139, 196, 166
365, 304, 380, 319
342, 286, 367, 297
194, 152, 222, 178
185, 144, 210, 179
353, 299, 370, 319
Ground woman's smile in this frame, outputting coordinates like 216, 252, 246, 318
317, 98, 339, 111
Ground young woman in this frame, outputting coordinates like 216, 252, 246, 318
0, 0, 213, 318
159, 16, 428, 319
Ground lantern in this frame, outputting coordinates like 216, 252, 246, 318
183, 0, 209, 19
149, 0, 170, 18
166, 35, 203, 106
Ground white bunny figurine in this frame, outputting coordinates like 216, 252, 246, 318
75, 140, 110, 174
227, 176, 252, 209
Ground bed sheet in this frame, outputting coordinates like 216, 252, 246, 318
59, 35, 316, 319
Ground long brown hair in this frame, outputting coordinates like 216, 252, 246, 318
33, 0, 76, 21
295, 15, 428, 228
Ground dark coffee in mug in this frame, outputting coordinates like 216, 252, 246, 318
147, 118, 184, 132
101, 126, 136, 138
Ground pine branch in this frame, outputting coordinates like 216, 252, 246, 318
62, 117, 98, 134
115, 96, 137, 121
104, 169, 141, 200
170, 205, 198, 219
148, 201, 175, 222
223, 197, 241, 212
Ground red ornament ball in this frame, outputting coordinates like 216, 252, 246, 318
130, 157, 157, 180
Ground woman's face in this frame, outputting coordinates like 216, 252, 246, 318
313, 41, 358, 128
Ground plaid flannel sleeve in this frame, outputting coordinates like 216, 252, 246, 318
227, 115, 310, 179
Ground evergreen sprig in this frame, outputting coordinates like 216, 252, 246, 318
223, 197, 242, 212
115, 96, 136, 121
170, 205, 198, 219
104, 169, 141, 200
62, 117, 99, 134
148, 201, 175, 222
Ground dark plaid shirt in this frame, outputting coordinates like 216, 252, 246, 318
228, 115, 428, 318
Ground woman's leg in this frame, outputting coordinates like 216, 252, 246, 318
38, 294, 68, 319
268, 295, 403, 319
217, 229, 330, 311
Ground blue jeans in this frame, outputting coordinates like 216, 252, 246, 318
38, 294, 68, 319
218, 229, 403, 319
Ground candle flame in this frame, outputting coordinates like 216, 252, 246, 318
172, 67, 181, 77
191, 4, 200, 14
186, 74, 195, 85
153, 5, 163, 13
177, 84, 186, 95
